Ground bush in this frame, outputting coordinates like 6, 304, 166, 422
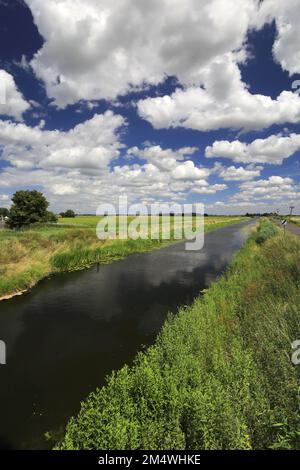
0, 207, 9, 218
46, 211, 58, 223
254, 219, 277, 245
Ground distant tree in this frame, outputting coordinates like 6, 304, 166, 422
46, 211, 58, 223
0, 207, 9, 219
7, 190, 49, 229
60, 209, 76, 218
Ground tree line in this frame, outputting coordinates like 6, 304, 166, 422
0, 190, 76, 229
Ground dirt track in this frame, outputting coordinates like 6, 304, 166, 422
274, 219, 300, 237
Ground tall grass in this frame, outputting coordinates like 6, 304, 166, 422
57, 222, 300, 450
254, 219, 278, 244
0, 216, 245, 298
0, 227, 95, 297
50, 239, 164, 271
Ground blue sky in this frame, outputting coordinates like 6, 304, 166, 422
0, 0, 300, 214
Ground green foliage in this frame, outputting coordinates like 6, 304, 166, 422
254, 219, 278, 245
0, 207, 9, 218
50, 238, 165, 272
7, 190, 49, 229
58, 225, 300, 450
60, 209, 76, 218
46, 211, 58, 223
0, 264, 47, 298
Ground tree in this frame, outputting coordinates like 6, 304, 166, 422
0, 207, 9, 219
7, 190, 49, 229
60, 209, 76, 218
46, 211, 58, 223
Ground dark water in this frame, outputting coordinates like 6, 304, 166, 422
0, 220, 253, 449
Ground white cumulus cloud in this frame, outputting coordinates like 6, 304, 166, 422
232, 176, 300, 202
0, 70, 30, 120
137, 55, 300, 132
0, 122, 225, 211
0, 111, 125, 170
256, 0, 300, 76
215, 163, 262, 181
206, 133, 300, 165
127, 145, 198, 172
25, 0, 258, 106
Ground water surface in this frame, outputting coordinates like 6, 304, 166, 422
0, 220, 253, 449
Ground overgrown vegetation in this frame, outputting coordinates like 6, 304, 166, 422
254, 219, 278, 244
50, 238, 165, 271
58, 222, 300, 450
0, 216, 244, 299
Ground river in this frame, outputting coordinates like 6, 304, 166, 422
0, 220, 254, 449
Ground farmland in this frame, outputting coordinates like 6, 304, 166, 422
0, 215, 245, 300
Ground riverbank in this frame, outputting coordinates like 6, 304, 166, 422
58, 220, 300, 450
291, 217, 300, 227
0, 216, 245, 301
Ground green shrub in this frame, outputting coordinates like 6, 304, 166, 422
254, 219, 278, 245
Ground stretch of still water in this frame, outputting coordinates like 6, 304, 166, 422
0, 220, 254, 449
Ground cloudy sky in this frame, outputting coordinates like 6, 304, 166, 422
0, 0, 300, 214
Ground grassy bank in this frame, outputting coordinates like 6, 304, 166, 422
0, 216, 244, 300
291, 217, 300, 227
58, 221, 300, 450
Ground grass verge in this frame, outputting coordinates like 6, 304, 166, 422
291, 217, 300, 228
57, 221, 300, 450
